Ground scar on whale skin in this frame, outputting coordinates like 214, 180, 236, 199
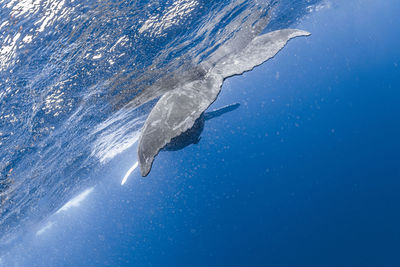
138, 29, 311, 176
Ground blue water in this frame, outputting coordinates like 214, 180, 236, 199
1, 0, 399, 266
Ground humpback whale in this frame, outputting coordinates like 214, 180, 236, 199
138, 28, 310, 176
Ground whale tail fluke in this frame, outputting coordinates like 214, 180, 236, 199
215, 29, 310, 79
138, 29, 310, 176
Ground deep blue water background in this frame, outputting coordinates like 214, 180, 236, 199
1, 0, 400, 266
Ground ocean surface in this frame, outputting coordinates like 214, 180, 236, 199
0, 0, 399, 266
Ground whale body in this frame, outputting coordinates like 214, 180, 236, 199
162, 103, 240, 151
138, 28, 310, 176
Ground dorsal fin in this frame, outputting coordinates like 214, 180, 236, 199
204, 103, 240, 121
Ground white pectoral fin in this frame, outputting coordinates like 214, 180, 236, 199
218, 29, 311, 78
138, 76, 223, 176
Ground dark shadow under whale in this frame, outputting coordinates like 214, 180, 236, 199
163, 103, 240, 151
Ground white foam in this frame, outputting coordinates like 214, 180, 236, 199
139, 0, 199, 37
92, 54, 102, 60
90, 110, 145, 163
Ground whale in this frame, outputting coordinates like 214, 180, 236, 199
137, 28, 310, 176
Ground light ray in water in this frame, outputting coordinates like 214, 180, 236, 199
56, 188, 94, 214
36, 221, 55, 237
121, 161, 138, 185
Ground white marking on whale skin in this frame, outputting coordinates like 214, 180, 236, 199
138, 29, 311, 176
